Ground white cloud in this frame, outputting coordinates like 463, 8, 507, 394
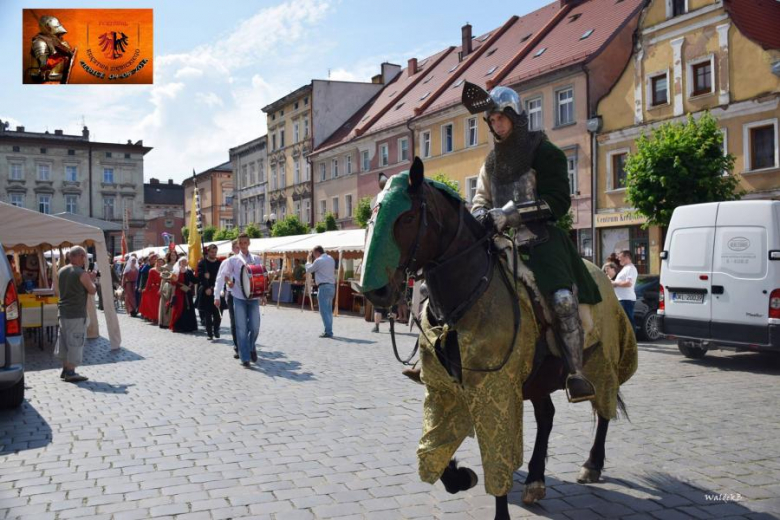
195, 92, 224, 108
174, 67, 204, 80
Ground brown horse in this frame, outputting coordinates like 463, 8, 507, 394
360, 158, 637, 520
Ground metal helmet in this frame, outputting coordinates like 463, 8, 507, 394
461, 81, 522, 118
39, 15, 67, 36
487, 86, 522, 119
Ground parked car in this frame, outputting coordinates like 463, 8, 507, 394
0, 242, 24, 408
634, 275, 662, 341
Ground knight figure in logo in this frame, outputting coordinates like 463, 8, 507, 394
28, 15, 75, 84
462, 81, 602, 403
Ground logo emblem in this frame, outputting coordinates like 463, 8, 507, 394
98, 32, 129, 59
727, 237, 750, 252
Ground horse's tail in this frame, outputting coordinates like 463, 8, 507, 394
616, 390, 629, 422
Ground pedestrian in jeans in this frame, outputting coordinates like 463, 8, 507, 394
216, 239, 240, 357
612, 250, 638, 330
306, 246, 336, 338
215, 233, 267, 367
56, 246, 97, 382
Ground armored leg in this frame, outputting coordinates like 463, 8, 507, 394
549, 288, 595, 403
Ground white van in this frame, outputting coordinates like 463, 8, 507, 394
659, 200, 780, 358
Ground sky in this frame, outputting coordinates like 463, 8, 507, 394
0, 0, 550, 183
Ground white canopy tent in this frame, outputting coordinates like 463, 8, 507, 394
0, 202, 121, 349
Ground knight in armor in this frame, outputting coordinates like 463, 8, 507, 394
462, 81, 601, 403
28, 15, 73, 84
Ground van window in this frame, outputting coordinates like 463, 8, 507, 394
668, 228, 714, 272
712, 227, 767, 279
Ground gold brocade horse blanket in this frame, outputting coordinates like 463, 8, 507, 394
416, 257, 637, 496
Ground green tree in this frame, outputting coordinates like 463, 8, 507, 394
272, 215, 309, 237
315, 221, 326, 233
354, 197, 372, 229
213, 228, 228, 240
181, 227, 189, 243
202, 225, 217, 242
625, 112, 741, 228
555, 209, 574, 234
245, 223, 262, 238
324, 212, 338, 231
432, 173, 460, 196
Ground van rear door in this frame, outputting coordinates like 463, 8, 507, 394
661, 203, 717, 339
710, 201, 772, 345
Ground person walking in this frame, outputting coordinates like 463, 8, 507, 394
157, 250, 177, 328
197, 244, 223, 340
306, 246, 336, 338
216, 239, 240, 357
121, 257, 139, 316
612, 250, 638, 330
169, 257, 198, 333
139, 256, 164, 324
56, 246, 97, 382
215, 233, 267, 367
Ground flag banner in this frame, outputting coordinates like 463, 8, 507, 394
188, 182, 203, 274
23, 8, 153, 85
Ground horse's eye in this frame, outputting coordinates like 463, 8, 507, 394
402, 214, 416, 225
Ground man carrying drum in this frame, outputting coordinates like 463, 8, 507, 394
214, 233, 267, 368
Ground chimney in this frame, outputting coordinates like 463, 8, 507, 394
150, 178, 159, 184
16, 126, 25, 132
408, 58, 418, 76
134, 139, 143, 146
127, 139, 132, 144
371, 74, 382, 84
462, 23, 473, 57
82, 126, 89, 139
54, 129, 63, 135
381, 62, 401, 84
168, 179, 174, 185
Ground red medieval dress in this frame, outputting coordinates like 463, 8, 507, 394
122, 268, 139, 314
169, 269, 198, 332
139, 268, 162, 323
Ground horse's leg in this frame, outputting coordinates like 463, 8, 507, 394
577, 414, 609, 483
495, 495, 509, 520
522, 395, 555, 505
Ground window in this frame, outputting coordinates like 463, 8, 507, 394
40, 148, 47, 154
608, 151, 629, 190
466, 117, 478, 147
304, 160, 310, 181
319, 199, 327, 218
125, 153, 131, 159
332, 197, 339, 218
294, 161, 300, 184
259, 160, 266, 182
68, 149, 75, 155
294, 122, 300, 143
580, 29, 594, 40
10, 163, 22, 180
103, 167, 114, 183
66, 195, 78, 213
38, 195, 51, 214
66, 165, 78, 181
442, 124, 454, 154
280, 129, 285, 148
304, 199, 311, 224
304, 117, 309, 137
567, 154, 578, 195
398, 138, 409, 162
38, 164, 50, 180
691, 60, 712, 97
534, 47, 546, 58
345, 154, 352, 175
486, 66, 498, 76
249, 162, 256, 185
466, 176, 478, 206
332, 158, 339, 178
650, 73, 669, 106
106, 152, 112, 158
294, 101, 299, 110
279, 163, 286, 188
10, 193, 24, 207
744, 120, 778, 171
272, 133, 277, 150
555, 87, 574, 126
271, 165, 278, 190
104, 197, 115, 219
346, 194, 353, 218
294, 200, 301, 221
12, 146, 20, 152
304, 97, 309, 106
526, 97, 543, 131
319, 163, 326, 181
361, 150, 370, 171
421, 131, 432, 158
380, 144, 389, 166
672, 0, 686, 17
241, 165, 248, 187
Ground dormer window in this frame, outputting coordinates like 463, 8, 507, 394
568, 14, 581, 23
534, 47, 547, 58
486, 66, 498, 76
580, 29, 594, 40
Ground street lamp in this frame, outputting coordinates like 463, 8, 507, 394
264, 213, 277, 233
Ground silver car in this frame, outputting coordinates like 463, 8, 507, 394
0, 242, 24, 408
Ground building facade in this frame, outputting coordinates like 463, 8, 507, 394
229, 135, 268, 233
144, 178, 184, 247
183, 162, 234, 231
0, 122, 152, 254
595, 0, 780, 274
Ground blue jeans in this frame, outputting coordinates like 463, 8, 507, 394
317, 283, 335, 336
620, 300, 636, 330
232, 297, 260, 362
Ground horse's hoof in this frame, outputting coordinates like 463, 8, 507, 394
460, 466, 478, 491
522, 481, 546, 505
577, 466, 601, 483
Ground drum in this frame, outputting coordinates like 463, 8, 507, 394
240, 264, 268, 299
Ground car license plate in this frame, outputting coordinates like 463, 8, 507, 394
672, 292, 704, 303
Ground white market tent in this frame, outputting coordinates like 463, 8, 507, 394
0, 202, 121, 349
265, 229, 366, 256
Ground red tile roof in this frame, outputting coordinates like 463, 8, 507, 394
724, 0, 780, 50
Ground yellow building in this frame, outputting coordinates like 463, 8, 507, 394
596, 0, 780, 274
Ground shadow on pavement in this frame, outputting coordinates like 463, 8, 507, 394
329, 336, 377, 345
252, 348, 315, 382
508, 469, 774, 518
74, 381, 135, 394
0, 401, 52, 455
680, 351, 780, 375
23, 336, 145, 373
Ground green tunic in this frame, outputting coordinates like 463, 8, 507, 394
473, 139, 602, 304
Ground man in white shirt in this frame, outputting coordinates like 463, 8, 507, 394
306, 246, 336, 338
611, 250, 638, 330
216, 239, 239, 357
214, 233, 267, 367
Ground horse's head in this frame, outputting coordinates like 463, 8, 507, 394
360, 157, 462, 309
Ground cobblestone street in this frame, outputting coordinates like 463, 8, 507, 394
1, 306, 779, 519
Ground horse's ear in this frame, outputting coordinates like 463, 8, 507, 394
408, 156, 424, 192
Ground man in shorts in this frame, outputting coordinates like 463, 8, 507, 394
56, 246, 97, 382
